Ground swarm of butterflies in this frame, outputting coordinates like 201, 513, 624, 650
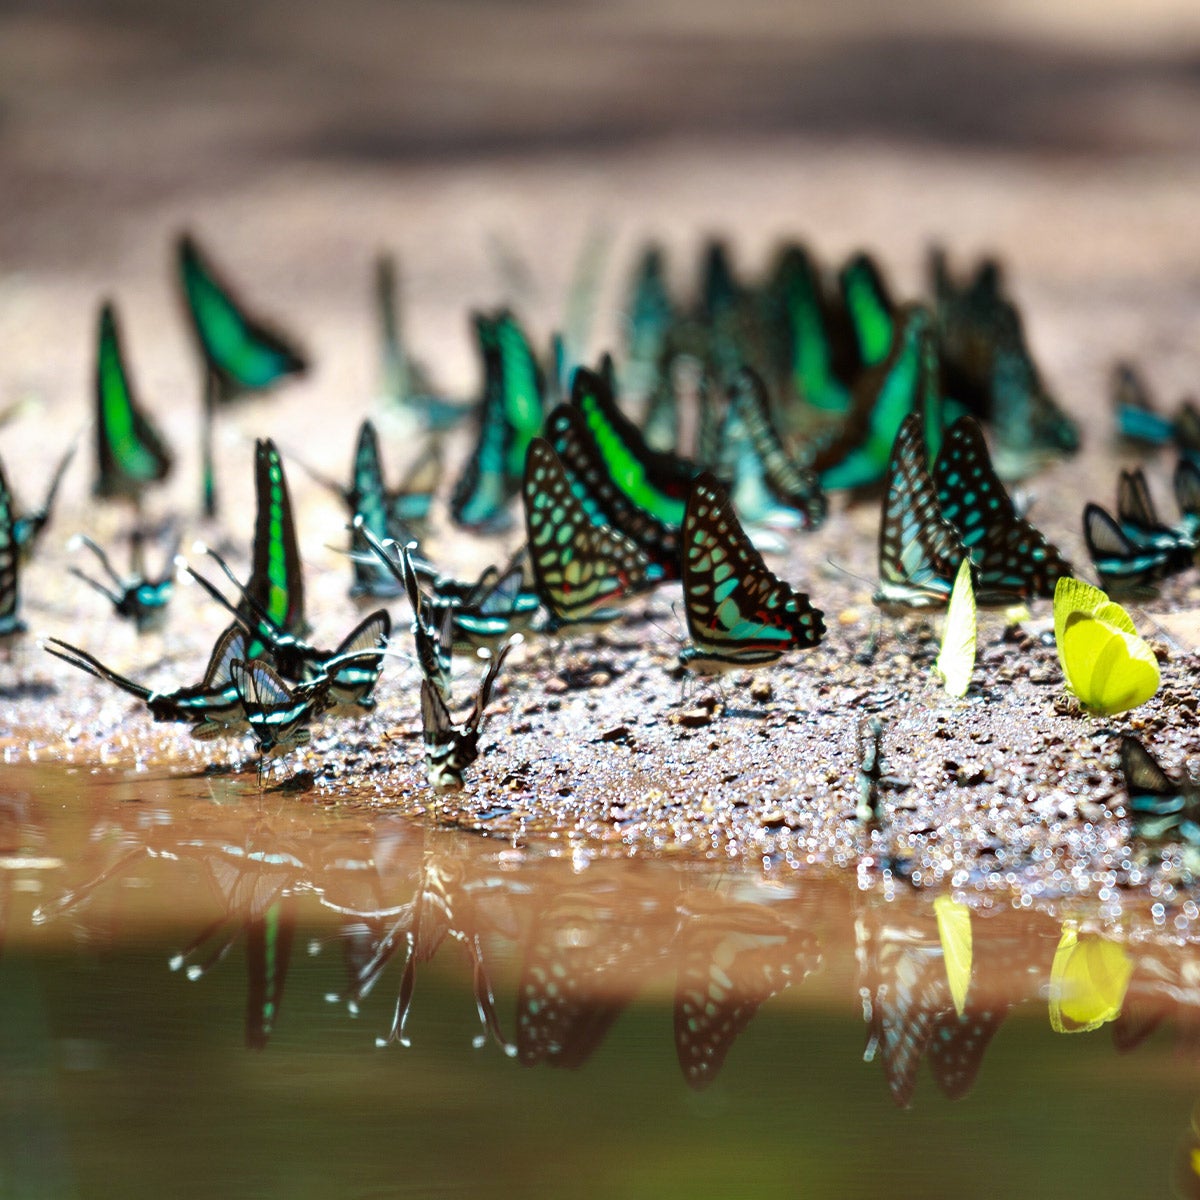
3, 229, 1193, 856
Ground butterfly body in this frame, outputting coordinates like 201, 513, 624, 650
680, 473, 824, 673
231, 659, 327, 759
69, 530, 178, 634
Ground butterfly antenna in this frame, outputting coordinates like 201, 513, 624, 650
67, 566, 122, 608
823, 556, 876, 589
468, 936, 515, 1055
31, 846, 148, 925
41, 638, 151, 700
71, 533, 125, 590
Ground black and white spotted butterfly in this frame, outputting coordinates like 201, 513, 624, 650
934, 415, 1071, 603
230, 658, 330, 759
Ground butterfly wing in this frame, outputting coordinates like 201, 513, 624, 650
177, 233, 307, 394
876, 412, 970, 609
231, 660, 316, 757
681, 474, 824, 670
93, 303, 173, 500
1059, 609, 1160, 716
839, 251, 895, 367
933, 559, 976, 698
0, 458, 23, 636
243, 439, 306, 645
523, 439, 658, 629
934, 416, 1072, 601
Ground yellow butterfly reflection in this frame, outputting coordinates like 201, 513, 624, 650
1048, 922, 1132, 1034
1053, 577, 1159, 716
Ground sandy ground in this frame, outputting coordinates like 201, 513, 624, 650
3, 1, 1200, 912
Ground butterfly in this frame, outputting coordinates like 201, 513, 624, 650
450, 309, 546, 530
1053, 576, 1160, 716
243, 438, 307, 652
1083, 469, 1194, 594
931, 250, 1079, 479
93, 302, 174, 504
1175, 457, 1200, 538
679, 473, 824, 673
545, 402, 683, 578
720, 367, 827, 529
1111, 360, 1175, 447
0, 457, 25, 638
523, 439, 661, 634
622, 242, 675, 396
177, 232, 307, 398
673, 896, 821, 1090
857, 903, 1010, 1108
400, 542, 454, 705
758, 242, 855, 415
375, 252, 466, 430
810, 305, 938, 492
293, 420, 440, 599
1117, 736, 1200, 852
933, 558, 976, 698
187, 548, 390, 710
44, 624, 249, 738
934, 415, 1072, 602
12, 441, 77, 562
838, 251, 896, 369
68, 528, 179, 634
420, 639, 514, 792
875, 411, 973, 610
230, 658, 330, 759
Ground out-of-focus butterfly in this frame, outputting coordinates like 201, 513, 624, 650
12, 441, 77, 563
935, 416, 1071, 602
177, 232, 307, 398
1053, 577, 1159, 716
523, 439, 661, 635
420, 639, 514, 792
1176, 457, 1200, 539
839, 251, 896, 370
673, 895, 821, 1090
375, 252, 467, 430
1117, 736, 1200, 857
450, 309, 545, 531
720, 367, 827, 529
875, 411, 972, 611
1109, 358, 1200, 459
679, 473, 824, 674
622, 242, 675, 397
93, 302, 174, 504
68, 528, 179, 634
1083, 468, 1194, 594
43, 625, 249, 738
810, 305, 938, 492
0, 457, 25, 638
291, 420, 440, 599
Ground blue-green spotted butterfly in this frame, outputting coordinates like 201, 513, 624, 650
1118, 736, 1200, 854
12, 441, 77, 563
93, 302, 174, 504
876, 412, 972, 611
934, 416, 1072, 603
679, 473, 824, 674
523, 439, 662, 634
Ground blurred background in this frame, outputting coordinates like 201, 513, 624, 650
3, 0, 1200, 431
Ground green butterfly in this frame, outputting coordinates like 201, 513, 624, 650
243, 438, 307, 651
177, 232, 307, 397
839, 251, 896, 369
679, 473, 824, 674
523, 439, 661, 634
450, 309, 546, 530
93, 302, 174, 503
811, 305, 939, 492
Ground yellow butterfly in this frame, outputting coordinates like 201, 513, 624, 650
933, 559, 976, 698
1048, 922, 1132, 1034
1053, 576, 1159, 716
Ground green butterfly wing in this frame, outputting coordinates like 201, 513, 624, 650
839, 252, 895, 368
177, 232, 307, 395
94, 303, 174, 500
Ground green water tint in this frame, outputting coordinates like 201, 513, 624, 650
93, 303, 174, 502
9, 766, 1200, 1197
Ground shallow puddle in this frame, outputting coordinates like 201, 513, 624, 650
0, 764, 1195, 1197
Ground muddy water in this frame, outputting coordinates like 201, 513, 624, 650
0, 764, 1194, 1198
